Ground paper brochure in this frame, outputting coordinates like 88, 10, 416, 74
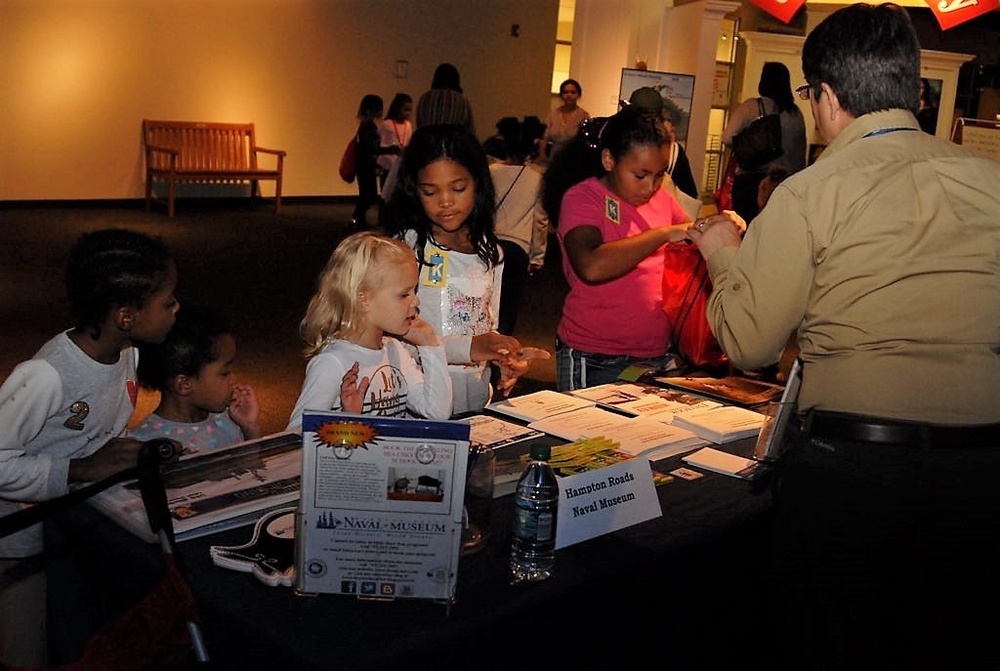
295, 412, 469, 602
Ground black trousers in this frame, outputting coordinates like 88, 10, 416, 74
731, 171, 765, 225
497, 240, 528, 336
768, 429, 1000, 669
352, 169, 379, 226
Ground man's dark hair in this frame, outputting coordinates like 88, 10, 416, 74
802, 3, 920, 117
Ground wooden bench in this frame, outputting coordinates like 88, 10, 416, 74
143, 119, 286, 217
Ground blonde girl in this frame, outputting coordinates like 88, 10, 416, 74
286, 232, 452, 430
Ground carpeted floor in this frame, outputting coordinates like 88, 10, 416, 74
0, 200, 565, 434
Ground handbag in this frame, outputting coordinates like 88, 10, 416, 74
662, 242, 728, 370
714, 152, 738, 212
732, 98, 783, 171
338, 133, 358, 183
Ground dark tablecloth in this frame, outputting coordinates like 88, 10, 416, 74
46, 445, 776, 670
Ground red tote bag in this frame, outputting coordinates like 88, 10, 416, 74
338, 134, 358, 184
662, 242, 728, 370
714, 152, 737, 213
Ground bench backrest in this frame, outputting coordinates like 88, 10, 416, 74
143, 120, 259, 171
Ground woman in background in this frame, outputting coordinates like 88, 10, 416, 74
721, 62, 806, 224
378, 93, 413, 191
539, 78, 590, 164
352, 94, 385, 228
415, 63, 474, 132
917, 78, 939, 135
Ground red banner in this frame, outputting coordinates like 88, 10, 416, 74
749, 0, 996, 29
926, 0, 998, 30
749, 0, 807, 24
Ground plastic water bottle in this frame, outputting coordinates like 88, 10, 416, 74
510, 443, 559, 584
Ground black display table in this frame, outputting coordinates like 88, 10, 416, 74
45, 444, 775, 671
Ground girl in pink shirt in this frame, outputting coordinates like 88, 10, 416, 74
544, 108, 694, 390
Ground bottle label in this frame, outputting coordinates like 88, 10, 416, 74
514, 508, 554, 542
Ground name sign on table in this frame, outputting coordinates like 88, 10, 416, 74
296, 411, 469, 603
555, 458, 662, 549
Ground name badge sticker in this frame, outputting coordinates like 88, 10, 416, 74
605, 195, 621, 225
423, 249, 449, 287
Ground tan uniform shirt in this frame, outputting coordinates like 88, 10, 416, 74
705, 109, 1000, 425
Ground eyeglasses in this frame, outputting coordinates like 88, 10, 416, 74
795, 84, 812, 101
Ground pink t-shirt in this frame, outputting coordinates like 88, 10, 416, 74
557, 178, 688, 358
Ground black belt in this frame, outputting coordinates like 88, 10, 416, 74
807, 411, 1000, 450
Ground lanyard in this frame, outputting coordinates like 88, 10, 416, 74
863, 127, 918, 138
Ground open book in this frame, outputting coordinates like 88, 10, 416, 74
89, 432, 302, 542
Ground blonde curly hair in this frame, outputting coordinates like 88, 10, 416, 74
300, 231, 414, 357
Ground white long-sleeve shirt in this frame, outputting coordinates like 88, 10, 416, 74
286, 337, 451, 432
0, 332, 137, 557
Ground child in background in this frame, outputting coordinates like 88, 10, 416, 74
0, 228, 179, 667
378, 92, 413, 192
286, 232, 453, 431
133, 304, 261, 454
352, 94, 392, 229
487, 116, 550, 336
382, 124, 549, 415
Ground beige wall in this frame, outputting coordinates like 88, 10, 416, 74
0, 0, 558, 201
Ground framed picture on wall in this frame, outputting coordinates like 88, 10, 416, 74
619, 68, 696, 143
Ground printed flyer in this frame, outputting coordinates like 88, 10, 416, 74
295, 412, 470, 602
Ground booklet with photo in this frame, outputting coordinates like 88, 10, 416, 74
463, 413, 543, 451
89, 431, 302, 543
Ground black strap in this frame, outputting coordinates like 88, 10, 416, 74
669, 252, 710, 355
496, 165, 526, 211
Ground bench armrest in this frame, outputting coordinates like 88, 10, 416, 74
254, 146, 286, 157
254, 146, 285, 172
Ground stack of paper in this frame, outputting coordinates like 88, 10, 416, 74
682, 447, 758, 479
487, 389, 596, 423
671, 405, 766, 443
527, 405, 704, 461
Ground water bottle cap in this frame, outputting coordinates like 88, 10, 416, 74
529, 443, 551, 461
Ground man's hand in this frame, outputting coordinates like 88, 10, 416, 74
687, 211, 745, 259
